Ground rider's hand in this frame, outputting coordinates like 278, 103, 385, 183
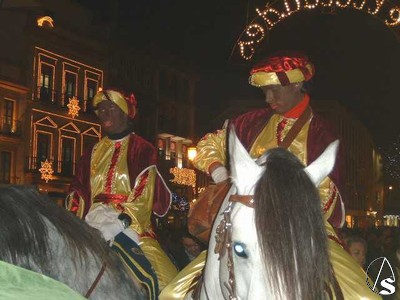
85, 204, 124, 241
97, 220, 124, 241
211, 166, 229, 183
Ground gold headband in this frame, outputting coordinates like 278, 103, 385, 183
92, 90, 129, 116
249, 64, 314, 87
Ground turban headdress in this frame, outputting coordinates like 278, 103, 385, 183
249, 51, 315, 87
92, 89, 137, 119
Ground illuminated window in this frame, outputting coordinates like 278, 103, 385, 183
65, 72, 77, 98
0, 151, 11, 183
86, 79, 98, 101
39, 64, 53, 102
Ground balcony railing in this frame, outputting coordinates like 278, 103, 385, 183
0, 117, 22, 136
26, 156, 76, 177
35, 86, 94, 114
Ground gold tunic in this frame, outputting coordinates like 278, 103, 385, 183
193, 115, 338, 223
67, 135, 177, 290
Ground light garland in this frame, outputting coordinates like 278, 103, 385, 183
381, 134, 400, 180
39, 159, 54, 183
67, 96, 81, 118
169, 167, 196, 187
238, 0, 400, 60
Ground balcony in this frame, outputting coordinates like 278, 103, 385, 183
0, 117, 22, 136
35, 86, 94, 114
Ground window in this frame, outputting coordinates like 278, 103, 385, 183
37, 133, 50, 168
40, 64, 53, 102
86, 79, 98, 101
82, 136, 98, 154
3, 99, 14, 132
65, 72, 77, 98
61, 137, 74, 176
0, 151, 11, 183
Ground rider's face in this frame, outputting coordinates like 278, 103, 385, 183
96, 101, 129, 134
260, 83, 303, 114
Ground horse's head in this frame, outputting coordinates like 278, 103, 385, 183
215, 127, 339, 299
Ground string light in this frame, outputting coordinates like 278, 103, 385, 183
380, 135, 400, 180
67, 96, 81, 118
238, 0, 400, 60
39, 159, 54, 183
170, 167, 196, 187
385, 7, 400, 26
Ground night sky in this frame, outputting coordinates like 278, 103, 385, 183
82, 0, 400, 147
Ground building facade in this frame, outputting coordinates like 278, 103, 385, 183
312, 100, 384, 228
0, 0, 198, 207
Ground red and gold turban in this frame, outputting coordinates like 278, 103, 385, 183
249, 52, 315, 87
92, 89, 137, 119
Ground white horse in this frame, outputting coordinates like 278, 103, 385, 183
191, 128, 342, 300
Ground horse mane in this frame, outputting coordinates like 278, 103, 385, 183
0, 185, 145, 298
254, 148, 334, 300
0, 185, 111, 270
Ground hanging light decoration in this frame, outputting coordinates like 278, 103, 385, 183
67, 96, 81, 118
237, 0, 400, 60
169, 167, 196, 187
39, 159, 54, 183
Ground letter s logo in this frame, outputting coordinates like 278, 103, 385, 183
366, 257, 396, 295
379, 278, 396, 295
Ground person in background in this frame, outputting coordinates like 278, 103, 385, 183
346, 235, 367, 269
66, 88, 178, 299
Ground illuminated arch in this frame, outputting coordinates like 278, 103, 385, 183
37, 16, 55, 28
236, 0, 400, 60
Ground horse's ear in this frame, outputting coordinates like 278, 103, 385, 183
229, 126, 264, 195
304, 140, 339, 186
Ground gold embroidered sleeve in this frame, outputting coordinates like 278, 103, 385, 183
319, 177, 340, 222
65, 192, 85, 219
122, 167, 157, 235
192, 128, 227, 174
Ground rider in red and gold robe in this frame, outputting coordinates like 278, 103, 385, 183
160, 52, 381, 299
66, 89, 178, 299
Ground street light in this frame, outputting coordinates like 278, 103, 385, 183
187, 147, 197, 161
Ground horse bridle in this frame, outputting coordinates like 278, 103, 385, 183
85, 262, 107, 298
213, 194, 254, 300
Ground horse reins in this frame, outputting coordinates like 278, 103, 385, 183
85, 262, 107, 298
212, 194, 255, 300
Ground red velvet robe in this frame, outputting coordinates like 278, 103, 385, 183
231, 107, 344, 228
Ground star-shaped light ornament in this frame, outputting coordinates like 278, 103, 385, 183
67, 96, 80, 118
39, 159, 54, 183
